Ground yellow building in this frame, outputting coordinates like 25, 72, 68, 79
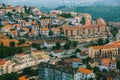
89, 45, 118, 59
0, 39, 19, 47
31, 50, 49, 64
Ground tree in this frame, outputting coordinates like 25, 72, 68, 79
0, 72, 19, 80
110, 26, 118, 37
10, 42, 15, 47
105, 38, 110, 44
18, 39, 25, 45
12, 9, 16, 12
55, 42, 61, 50
75, 48, 81, 53
80, 17, 86, 25
72, 41, 78, 48
98, 38, 104, 45
0, 23, 4, 32
60, 27, 64, 35
117, 61, 120, 69
7, 12, 13, 18
64, 42, 70, 50
49, 30, 54, 36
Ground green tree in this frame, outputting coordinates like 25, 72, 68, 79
110, 27, 118, 37
55, 42, 61, 50
98, 38, 104, 45
117, 61, 120, 69
105, 38, 110, 44
64, 42, 70, 50
49, 30, 54, 36
7, 12, 13, 18
72, 41, 78, 48
18, 39, 25, 45
0, 72, 19, 80
12, 9, 16, 12
10, 42, 15, 47
0, 23, 4, 32
75, 48, 81, 53
80, 17, 86, 25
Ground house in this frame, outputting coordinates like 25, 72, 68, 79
0, 9, 5, 16
100, 58, 117, 70
52, 28, 60, 36
89, 60, 99, 68
14, 6, 25, 13
77, 50, 88, 59
13, 53, 35, 71
41, 40, 66, 48
18, 76, 29, 80
50, 10, 62, 15
41, 27, 49, 36
78, 68, 95, 80
0, 59, 15, 75
30, 7, 42, 15
5, 6, 14, 13
72, 58, 82, 68
50, 50, 64, 58
31, 50, 49, 64
56, 58, 82, 68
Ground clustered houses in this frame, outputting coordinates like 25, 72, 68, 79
39, 62, 95, 80
63, 18, 108, 42
56, 58, 82, 68
88, 41, 120, 71
0, 51, 49, 75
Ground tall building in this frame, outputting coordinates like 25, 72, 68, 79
38, 62, 95, 80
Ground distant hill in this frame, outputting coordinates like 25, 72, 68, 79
54, 6, 120, 22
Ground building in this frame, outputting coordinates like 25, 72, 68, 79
39, 62, 95, 80
14, 6, 25, 13
50, 10, 62, 15
13, 53, 35, 71
101, 58, 116, 69
63, 18, 107, 42
89, 45, 118, 59
31, 50, 49, 64
50, 50, 65, 58
38, 62, 78, 80
78, 68, 95, 80
0, 39, 19, 47
0, 59, 15, 75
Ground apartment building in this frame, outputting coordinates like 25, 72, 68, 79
89, 45, 118, 59
38, 62, 95, 80
0, 59, 15, 75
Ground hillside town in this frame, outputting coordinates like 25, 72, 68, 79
0, 2, 120, 80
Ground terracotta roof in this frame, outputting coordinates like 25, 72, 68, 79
15, 53, 26, 57
19, 44, 30, 47
23, 28, 29, 31
78, 68, 92, 74
0, 60, 8, 66
53, 50, 63, 53
41, 27, 49, 31
72, 58, 82, 62
18, 76, 29, 80
91, 45, 117, 50
52, 28, 60, 32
